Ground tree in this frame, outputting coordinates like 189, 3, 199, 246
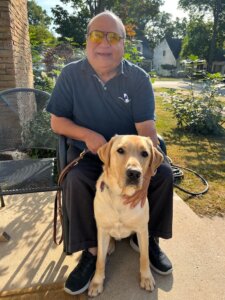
29, 25, 56, 63
52, 4, 90, 45
178, 0, 225, 72
51, 0, 114, 45
145, 12, 187, 48
51, 0, 164, 45
27, 1, 56, 63
180, 18, 212, 60
28, 0, 52, 26
112, 0, 164, 40
27, 0, 57, 90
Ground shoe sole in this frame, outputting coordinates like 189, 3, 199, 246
129, 238, 173, 276
64, 273, 94, 296
150, 263, 173, 275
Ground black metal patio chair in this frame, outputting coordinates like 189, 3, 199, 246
0, 88, 61, 210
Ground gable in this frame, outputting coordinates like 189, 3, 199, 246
155, 39, 172, 57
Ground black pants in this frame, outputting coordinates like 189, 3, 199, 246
63, 146, 173, 253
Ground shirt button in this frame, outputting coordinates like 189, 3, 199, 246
104, 87, 107, 90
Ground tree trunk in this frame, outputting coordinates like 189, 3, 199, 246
207, 0, 221, 72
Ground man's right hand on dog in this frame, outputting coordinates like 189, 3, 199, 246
122, 169, 152, 208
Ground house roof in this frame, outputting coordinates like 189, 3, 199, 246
166, 38, 182, 59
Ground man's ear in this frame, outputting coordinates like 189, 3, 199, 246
147, 138, 164, 175
97, 136, 116, 169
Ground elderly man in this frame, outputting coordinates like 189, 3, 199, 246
47, 10, 173, 295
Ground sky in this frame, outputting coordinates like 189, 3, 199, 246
160, 0, 187, 19
35, 0, 188, 20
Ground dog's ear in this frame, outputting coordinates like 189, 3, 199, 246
97, 137, 116, 168
147, 138, 164, 176
152, 147, 164, 172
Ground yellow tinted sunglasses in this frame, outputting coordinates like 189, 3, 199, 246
87, 30, 124, 45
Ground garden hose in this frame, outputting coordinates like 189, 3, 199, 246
167, 156, 209, 196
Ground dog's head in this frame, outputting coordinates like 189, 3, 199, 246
98, 135, 163, 195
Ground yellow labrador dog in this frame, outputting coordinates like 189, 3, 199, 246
88, 135, 163, 297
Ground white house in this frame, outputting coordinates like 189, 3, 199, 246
153, 38, 182, 77
153, 38, 225, 76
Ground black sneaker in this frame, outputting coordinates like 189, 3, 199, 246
64, 250, 97, 295
130, 234, 173, 275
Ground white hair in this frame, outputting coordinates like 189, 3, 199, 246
87, 10, 126, 38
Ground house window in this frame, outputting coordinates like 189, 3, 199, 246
163, 50, 166, 56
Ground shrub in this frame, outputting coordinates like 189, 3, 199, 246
163, 56, 225, 135
164, 76, 224, 135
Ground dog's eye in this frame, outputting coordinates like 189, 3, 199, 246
117, 147, 125, 154
141, 151, 148, 157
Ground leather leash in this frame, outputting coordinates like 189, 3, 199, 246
53, 148, 89, 245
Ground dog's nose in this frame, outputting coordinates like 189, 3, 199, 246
126, 169, 141, 180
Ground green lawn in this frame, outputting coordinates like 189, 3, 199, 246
155, 88, 225, 217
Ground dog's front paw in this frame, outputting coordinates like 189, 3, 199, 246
140, 273, 155, 292
88, 280, 104, 297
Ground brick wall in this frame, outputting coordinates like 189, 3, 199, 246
0, 0, 35, 149
0, 0, 33, 90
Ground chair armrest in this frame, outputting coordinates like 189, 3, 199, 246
157, 134, 167, 155
58, 135, 67, 171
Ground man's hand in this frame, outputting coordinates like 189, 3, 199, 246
123, 169, 153, 208
85, 132, 107, 154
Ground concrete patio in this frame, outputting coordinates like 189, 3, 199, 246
0, 192, 225, 299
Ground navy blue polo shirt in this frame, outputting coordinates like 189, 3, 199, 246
47, 58, 155, 150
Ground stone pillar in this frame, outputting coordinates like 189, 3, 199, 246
0, 0, 33, 90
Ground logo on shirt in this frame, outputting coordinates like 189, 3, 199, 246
118, 93, 131, 104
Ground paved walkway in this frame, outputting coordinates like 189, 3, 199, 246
153, 80, 225, 96
0, 192, 225, 299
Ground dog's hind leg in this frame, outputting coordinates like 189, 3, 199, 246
137, 229, 155, 292
88, 228, 110, 297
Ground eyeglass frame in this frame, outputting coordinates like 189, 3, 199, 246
86, 30, 125, 45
